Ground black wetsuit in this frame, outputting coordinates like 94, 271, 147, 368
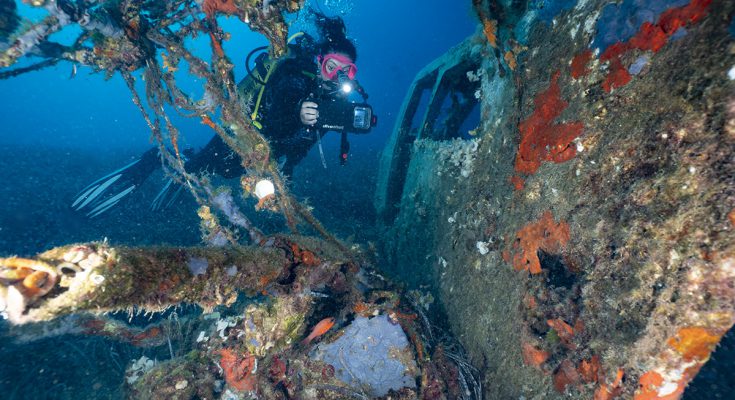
257, 56, 322, 176
185, 55, 321, 178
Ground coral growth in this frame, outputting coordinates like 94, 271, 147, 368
599, 0, 712, 92
208, 31, 225, 58
547, 318, 576, 349
570, 49, 593, 79
504, 50, 517, 70
521, 342, 550, 368
482, 18, 498, 48
578, 355, 601, 383
0, 257, 58, 302
515, 71, 584, 174
595, 369, 624, 400
200, 114, 218, 130
202, 0, 239, 20
667, 327, 721, 361
289, 242, 320, 267
81, 317, 167, 347
219, 348, 257, 392
553, 359, 581, 393
635, 370, 690, 400
602, 58, 632, 92
510, 210, 570, 274
510, 175, 525, 191
131, 326, 164, 346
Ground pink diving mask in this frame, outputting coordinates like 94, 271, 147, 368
319, 53, 357, 80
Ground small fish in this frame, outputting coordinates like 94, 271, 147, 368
301, 317, 335, 346
69, 63, 77, 79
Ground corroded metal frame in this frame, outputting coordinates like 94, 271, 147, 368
375, 37, 481, 224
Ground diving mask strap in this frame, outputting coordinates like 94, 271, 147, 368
315, 128, 327, 169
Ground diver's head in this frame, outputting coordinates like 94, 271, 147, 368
313, 11, 357, 83
318, 52, 357, 82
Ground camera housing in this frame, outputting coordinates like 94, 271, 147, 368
307, 73, 377, 165
315, 96, 376, 133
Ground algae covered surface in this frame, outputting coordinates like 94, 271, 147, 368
378, 0, 734, 398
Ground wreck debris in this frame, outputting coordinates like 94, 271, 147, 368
0, 232, 479, 397
0, 256, 59, 313
628, 253, 735, 399
0, 0, 732, 398
0, 14, 63, 68
373, 0, 735, 399
0, 237, 443, 396
374, 39, 482, 224
312, 314, 419, 397
0, 236, 349, 324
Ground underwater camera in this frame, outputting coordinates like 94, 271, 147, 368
309, 71, 377, 165
315, 71, 377, 133
315, 97, 376, 133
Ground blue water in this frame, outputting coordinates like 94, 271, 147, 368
0, 2, 476, 397
0, 0, 476, 251
1, 1, 733, 399
2, 0, 475, 153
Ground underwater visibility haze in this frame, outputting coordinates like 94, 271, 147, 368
0, 0, 734, 399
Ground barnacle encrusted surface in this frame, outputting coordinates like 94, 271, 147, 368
377, 0, 735, 398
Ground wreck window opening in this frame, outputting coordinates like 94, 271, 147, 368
405, 70, 439, 139
48, 24, 83, 47
380, 76, 438, 224
431, 90, 480, 141
421, 61, 481, 141
458, 101, 480, 140
432, 93, 459, 139
376, 38, 481, 225
408, 87, 433, 138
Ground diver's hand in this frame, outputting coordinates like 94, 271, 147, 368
300, 101, 319, 126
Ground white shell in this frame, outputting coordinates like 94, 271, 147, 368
90, 273, 105, 285
254, 180, 275, 199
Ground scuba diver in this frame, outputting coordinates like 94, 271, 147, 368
71, 12, 376, 217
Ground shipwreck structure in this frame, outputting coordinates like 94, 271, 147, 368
0, 0, 733, 399
0, 1, 480, 398
376, 0, 735, 398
